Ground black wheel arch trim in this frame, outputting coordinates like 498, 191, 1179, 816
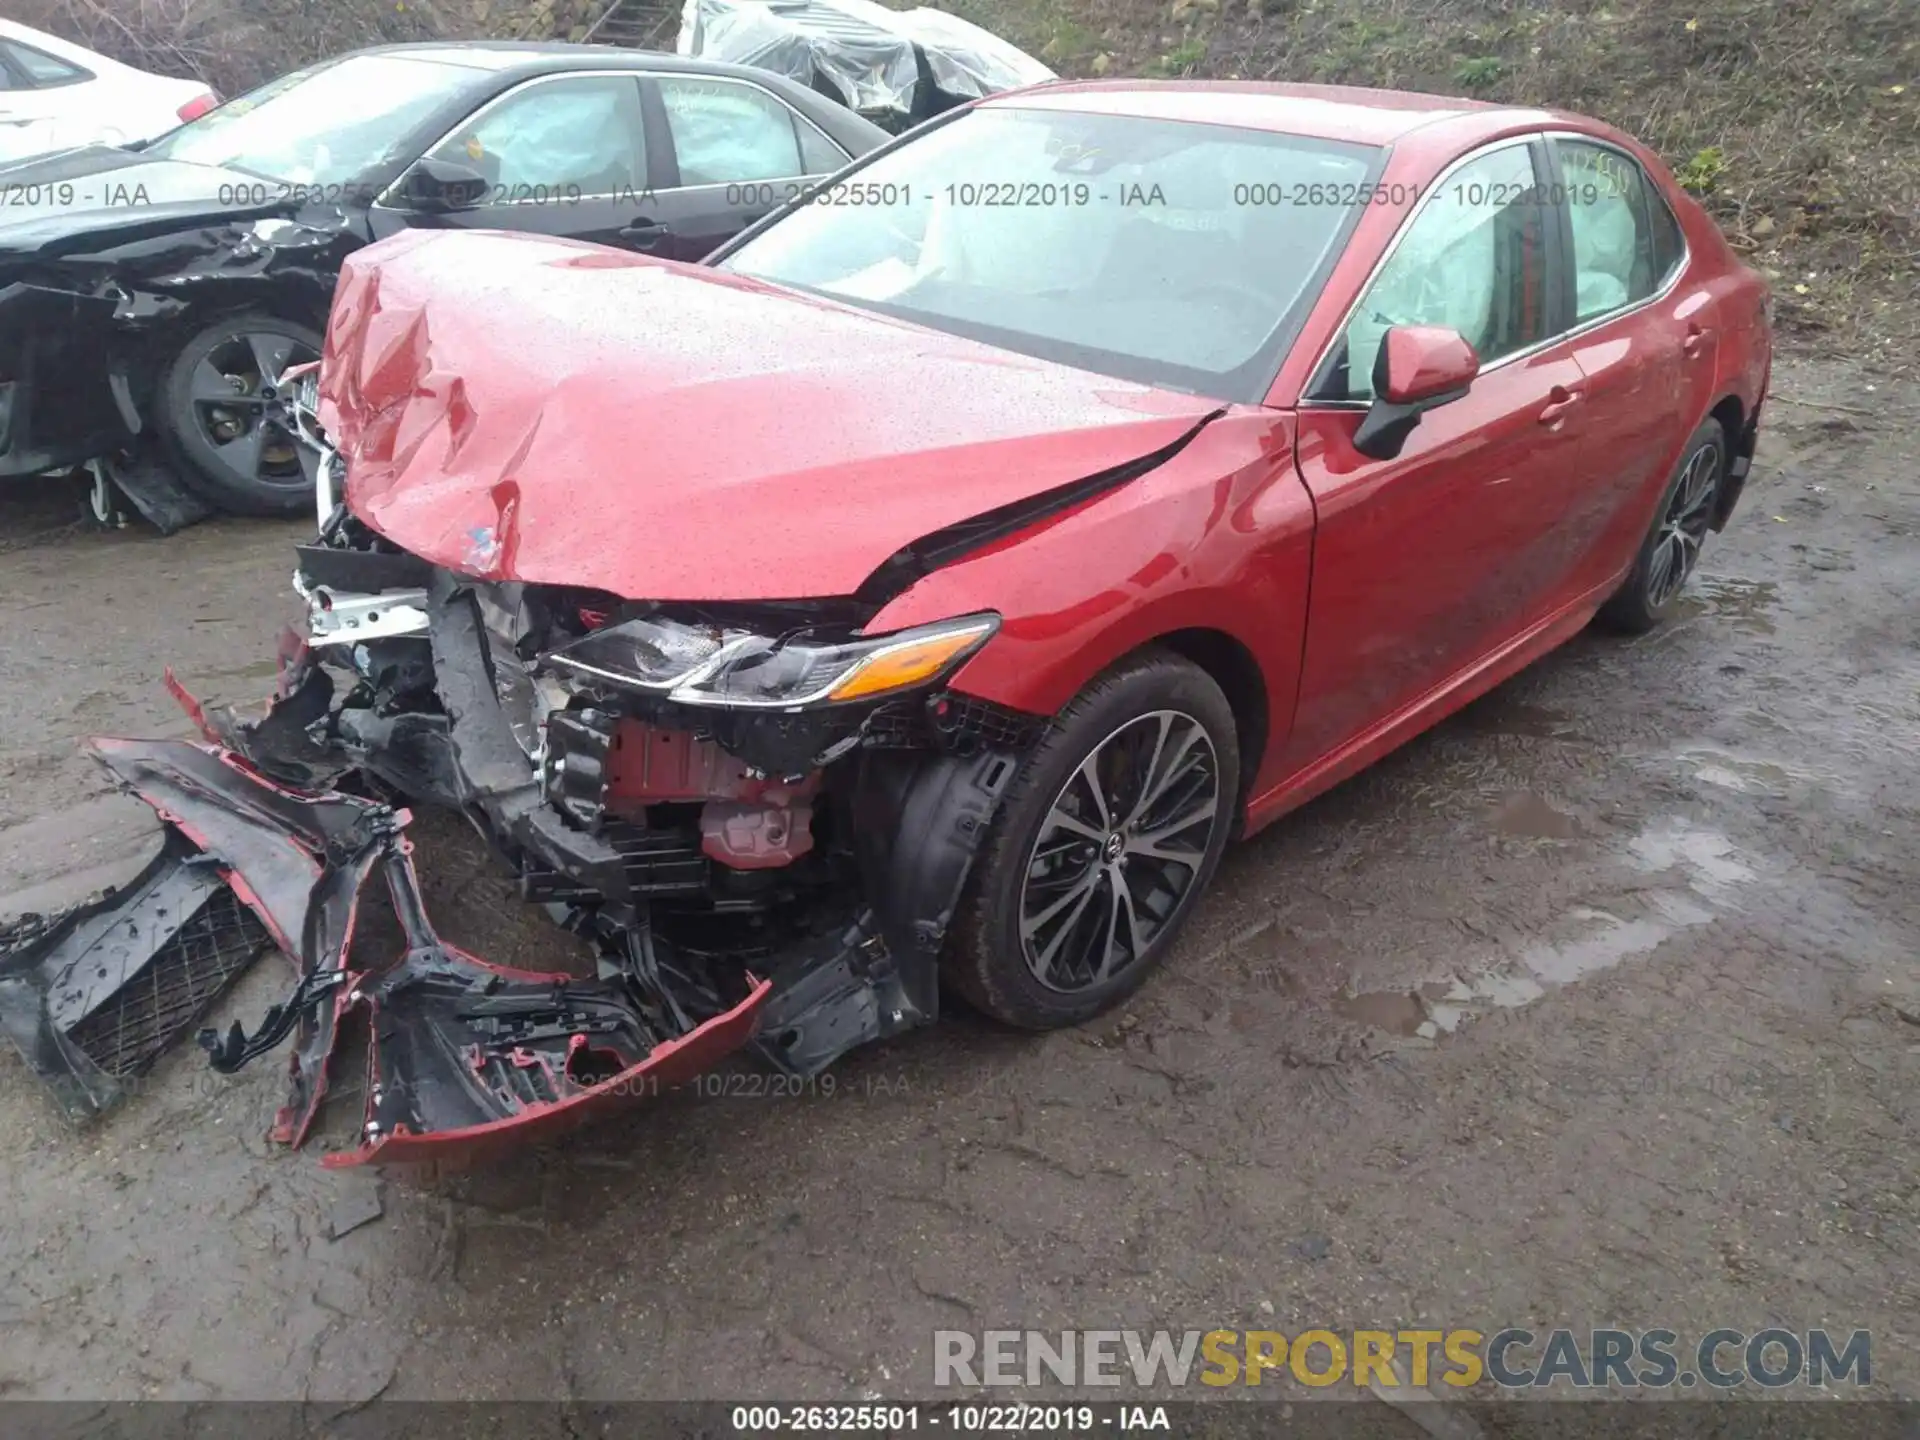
849, 746, 1023, 1019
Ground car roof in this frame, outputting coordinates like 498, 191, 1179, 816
0, 17, 112, 66
990, 79, 1556, 149
323, 40, 892, 153
345, 39, 800, 80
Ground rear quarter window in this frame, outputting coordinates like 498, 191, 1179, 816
3, 40, 91, 87
1645, 181, 1687, 282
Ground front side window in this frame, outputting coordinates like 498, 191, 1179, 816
658, 77, 810, 186
1333, 144, 1549, 400
147, 55, 464, 188
426, 76, 645, 195
1556, 138, 1679, 321
4, 41, 89, 86
720, 106, 1380, 401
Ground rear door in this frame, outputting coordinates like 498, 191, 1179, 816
639, 73, 854, 260
387, 72, 658, 251
1284, 137, 1596, 772
1545, 134, 1714, 597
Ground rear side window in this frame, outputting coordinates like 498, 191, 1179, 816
1555, 139, 1682, 321
1330, 143, 1550, 400
3, 40, 90, 86
658, 77, 808, 185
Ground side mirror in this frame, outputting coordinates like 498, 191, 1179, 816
1352, 325, 1480, 460
397, 156, 489, 214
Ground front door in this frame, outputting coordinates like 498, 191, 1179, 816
1283, 139, 1592, 772
384, 73, 660, 252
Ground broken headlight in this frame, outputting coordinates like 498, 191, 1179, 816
542, 612, 998, 710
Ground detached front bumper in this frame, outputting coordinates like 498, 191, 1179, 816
89, 737, 771, 1172
49, 538, 1037, 1170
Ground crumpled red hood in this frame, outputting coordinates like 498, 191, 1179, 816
318, 229, 1219, 600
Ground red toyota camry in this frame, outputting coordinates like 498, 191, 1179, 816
81, 81, 1771, 1168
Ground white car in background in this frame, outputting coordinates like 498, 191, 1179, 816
0, 19, 216, 165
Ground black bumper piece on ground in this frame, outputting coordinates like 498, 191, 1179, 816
0, 833, 272, 1119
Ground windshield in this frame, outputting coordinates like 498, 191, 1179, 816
145, 54, 465, 190
719, 106, 1381, 400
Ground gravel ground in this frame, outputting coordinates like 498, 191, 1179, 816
0, 354, 1913, 1411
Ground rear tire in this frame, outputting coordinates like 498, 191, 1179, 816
1598, 418, 1727, 633
159, 312, 324, 518
946, 649, 1239, 1029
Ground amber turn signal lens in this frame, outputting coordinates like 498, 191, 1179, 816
825, 619, 996, 702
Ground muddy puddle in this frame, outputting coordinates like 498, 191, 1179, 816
1490, 789, 1582, 839
1338, 817, 1757, 1040
1668, 574, 1780, 635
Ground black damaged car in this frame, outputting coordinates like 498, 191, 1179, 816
0, 41, 885, 526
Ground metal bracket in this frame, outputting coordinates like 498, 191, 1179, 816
198, 967, 351, 1074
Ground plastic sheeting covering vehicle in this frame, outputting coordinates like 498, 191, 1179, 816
677, 0, 1054, 130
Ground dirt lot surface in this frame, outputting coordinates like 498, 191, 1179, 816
0, 354, 1914, 1407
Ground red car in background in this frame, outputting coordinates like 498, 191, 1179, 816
80, 81, 1770, 1169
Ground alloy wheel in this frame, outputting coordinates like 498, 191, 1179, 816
1645, 441, 1721, 609
185, 329, 323, 497
1018, 709, 1221, 992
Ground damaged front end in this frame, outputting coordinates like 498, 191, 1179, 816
74, 513, 1044, 1169
0, 195, 351, 529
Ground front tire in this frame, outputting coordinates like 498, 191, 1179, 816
946, 649, 1239, 1029
1599, 418, 1727, 633
159, 312, 324, 517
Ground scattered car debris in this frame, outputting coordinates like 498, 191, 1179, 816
327, 1178, 386, 1239
88, 729, 783, 1172
0, 834, 272, 1120
678, 0, 1054, 131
